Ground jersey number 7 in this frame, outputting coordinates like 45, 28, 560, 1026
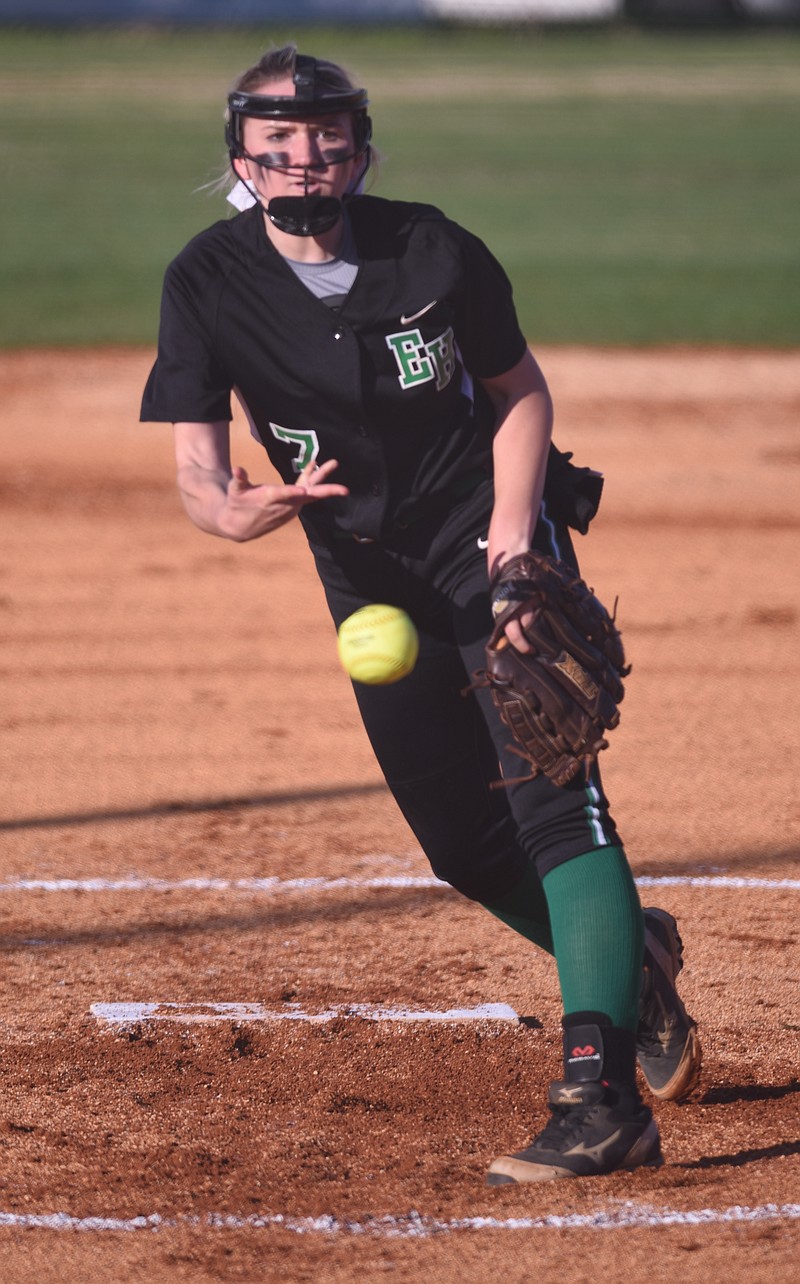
269, 422, 320, 473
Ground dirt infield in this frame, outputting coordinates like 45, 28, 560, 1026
0, 348, 798, 1282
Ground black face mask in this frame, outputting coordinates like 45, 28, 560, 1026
225, 58, 372, 238
236, 145, 358, 237
265, 195, 343, 237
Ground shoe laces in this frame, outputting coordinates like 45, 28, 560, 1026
535, 1100, 600, 1151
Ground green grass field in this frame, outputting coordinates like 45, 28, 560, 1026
1, 24, 798, 346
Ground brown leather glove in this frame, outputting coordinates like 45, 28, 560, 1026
474, 550, 630, 788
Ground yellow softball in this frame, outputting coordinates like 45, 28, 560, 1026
337, 604, 419, 686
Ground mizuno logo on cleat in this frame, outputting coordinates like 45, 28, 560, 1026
554, 1086, 584, 1103
565, 1129, 624, 1163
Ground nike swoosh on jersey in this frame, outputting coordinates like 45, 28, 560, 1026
477, 536, 489, 550
400, 300, 438, 325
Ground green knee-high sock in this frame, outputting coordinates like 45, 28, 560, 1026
542, 846, 643, 1031
481, 860, 554, 955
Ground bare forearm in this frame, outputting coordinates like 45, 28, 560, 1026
482, 347, 553, 574
176, 463, 234, 537
489, 386, 553, 561
172, 422, 350, 543
176, 462, 306, 542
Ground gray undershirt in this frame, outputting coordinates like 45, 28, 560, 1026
282, 213, 359, 310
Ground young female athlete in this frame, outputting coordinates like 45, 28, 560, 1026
141, 45, 700, 1184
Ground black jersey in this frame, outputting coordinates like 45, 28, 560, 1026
141, 196, 528, 543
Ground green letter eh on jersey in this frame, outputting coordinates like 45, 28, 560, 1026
386, 327, 455, 392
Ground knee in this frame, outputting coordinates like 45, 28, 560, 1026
384, 758, 527, 903
425, 834, 526, 903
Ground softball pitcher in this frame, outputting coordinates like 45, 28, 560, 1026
141, 45, 701, 1184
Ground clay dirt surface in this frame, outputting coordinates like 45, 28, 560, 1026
0, 347, 798, 1282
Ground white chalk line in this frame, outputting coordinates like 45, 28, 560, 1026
1, 873, 797, 893
7, 870, 793, 1245
90, 1001, 520, 1026
0, 1202, 797, 1237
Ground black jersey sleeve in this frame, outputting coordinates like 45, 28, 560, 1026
452, 226, 529, 380
140, 251, 233, 424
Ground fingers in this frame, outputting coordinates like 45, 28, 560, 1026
294, 458, 349, 503
298, 457, 341, 487
502, 614, 533, 654
232, 458, 336, 490
296, 484, 350, 503
226, 459, 349, 519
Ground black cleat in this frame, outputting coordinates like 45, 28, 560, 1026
487, 1080, 663, 1185
637, 908, 702, 1101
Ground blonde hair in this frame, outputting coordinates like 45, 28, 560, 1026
230, 43, 359, 98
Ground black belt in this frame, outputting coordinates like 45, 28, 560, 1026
333, 468, 489, 544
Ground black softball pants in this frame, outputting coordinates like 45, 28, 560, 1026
308, 484, 621, 904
